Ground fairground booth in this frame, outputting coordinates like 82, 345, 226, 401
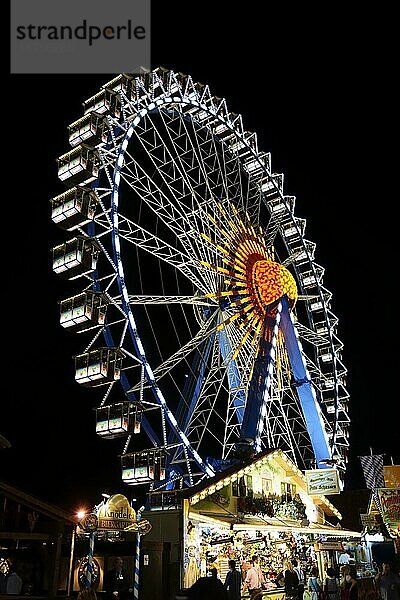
359, 465, 400, 572
142, 449, 362, 599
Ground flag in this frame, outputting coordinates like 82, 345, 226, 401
359, 454, 386, 520
359, 454, 385, 489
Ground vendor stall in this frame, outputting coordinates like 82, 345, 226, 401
144, 449, 362, 599
356, 470, 400, 598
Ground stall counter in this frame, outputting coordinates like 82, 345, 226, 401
242, 588, 285, 599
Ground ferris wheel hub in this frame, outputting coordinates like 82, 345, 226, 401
249, 258, 297, 312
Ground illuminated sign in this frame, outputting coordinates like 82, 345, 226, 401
360, 514, 380, 527
315, 541, 344, 551
377, 488, 400, 526
95, 493, 152, 535
98, 518, 134, 530
96, 494, 136, 531
305, 469, 340, 495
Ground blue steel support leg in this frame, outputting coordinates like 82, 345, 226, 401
240, 305, 282, 450
218, 329, 246, 425
169, 332, 215, 443
279, 296, 332, 467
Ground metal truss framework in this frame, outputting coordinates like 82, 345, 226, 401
51, 68, 350, 490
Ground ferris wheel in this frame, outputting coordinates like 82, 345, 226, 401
50, 68, 350, 490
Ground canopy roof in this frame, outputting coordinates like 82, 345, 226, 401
178, 448, 343, 519
0, 480, 74, 524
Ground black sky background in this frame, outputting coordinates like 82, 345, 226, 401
2, 4, 398, 514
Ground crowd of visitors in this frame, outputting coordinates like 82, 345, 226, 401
175, 558, 400, 600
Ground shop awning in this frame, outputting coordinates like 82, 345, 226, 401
189, 511, 361, 538
233, 518, 361, 538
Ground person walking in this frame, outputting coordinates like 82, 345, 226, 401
340, 566, 357, 600
283, 560, 299, 600
324, 567, 340, 600
224, 560, 242, 600
375, 563, 400, 600
253, 556, 265, 589
293, 559, 306, 600
308, 566, 322, 600
243, 556, 265, 599
4, 559, 22, 595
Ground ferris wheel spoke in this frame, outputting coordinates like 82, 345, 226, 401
118, 163, 211, 284
158, 109, 259, 276
124, 295, 217, 306
220, 140, 258, 220
129, 117, 215, 235
150, 315, 218, 384
160, 107, 235, 206
159, 109, 222, 200
128, 310, 218, 390
184, 338, 232, 454
178, 103, 263, 226
119, 146, 220, 293
180, 327, 251, 458
115, 212, 208, 293
161, 108, 236, 224
120, 148, 192, 236
140, 109, 249, 285
171, 315, 254, 459
135, 114, 226, 291
201, 120, 230, 202
218, 317, 257, 371
261, 217, 280, 249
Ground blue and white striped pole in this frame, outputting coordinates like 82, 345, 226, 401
85, 531, 95, 588
133, 533, 141, 599
133, 506, 145, 599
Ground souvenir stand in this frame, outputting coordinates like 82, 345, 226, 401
176, 449, 361, 597
356, 477, 400, 600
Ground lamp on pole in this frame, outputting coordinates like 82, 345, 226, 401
67, 510, 86, 597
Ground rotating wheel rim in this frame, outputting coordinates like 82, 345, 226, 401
52, 69, 350, 488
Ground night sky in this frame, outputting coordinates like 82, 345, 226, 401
2, 5, 398, 514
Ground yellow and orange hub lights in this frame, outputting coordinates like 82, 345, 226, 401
249, 257, 297, 313
200, 203, 297, 352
